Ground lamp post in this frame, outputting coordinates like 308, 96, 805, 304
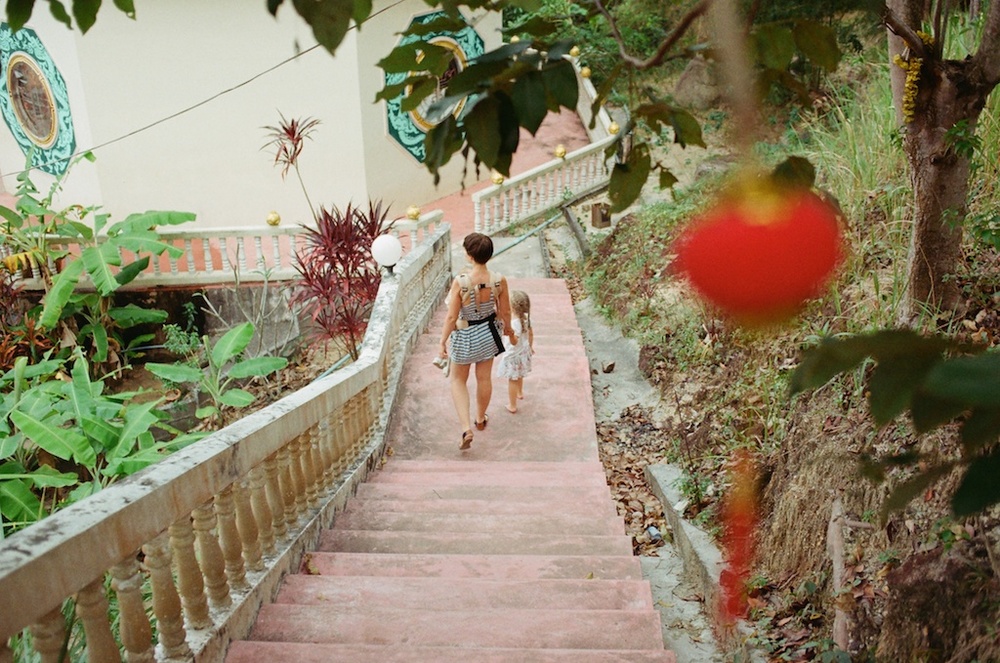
371, 234, 403, 275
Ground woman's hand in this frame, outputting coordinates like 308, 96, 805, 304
439, 341, 448, 358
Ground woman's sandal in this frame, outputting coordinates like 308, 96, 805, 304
474, 414, 489, 431
460, 430, 474, 450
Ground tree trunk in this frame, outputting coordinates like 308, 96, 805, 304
886, 3, 997, 322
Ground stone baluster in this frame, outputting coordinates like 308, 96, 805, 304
142, 533, 191, 658
248, 465, 276, 555
317, 418, 335, 489
253, 235, 264, 270
474, 200, 483, 233
233, 479, 264, 571
288, 435, 308, 518
29, 606, 66, 663
203, 238, 213, 273
220, 237, 232, 272
264, 454, 288, 540
168, 516, 212, 630
332, 410, 349, 475
302, 426, 321, 507
277, 446, 298, 531
76, 577, 118, 662
191, 504, 232, 610
110, 556, 155, 662
214, 485, 248, 591
271, 235, 282, 269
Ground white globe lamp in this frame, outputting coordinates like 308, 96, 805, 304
372, 234, 403, 274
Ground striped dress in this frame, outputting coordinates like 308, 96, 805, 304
449, 286, 505, 365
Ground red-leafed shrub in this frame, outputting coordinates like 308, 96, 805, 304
290, 201, 393, 360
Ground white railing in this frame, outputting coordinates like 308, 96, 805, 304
472, 58, 619, 234
3, 211, 444, 291
0, 222, 453, 662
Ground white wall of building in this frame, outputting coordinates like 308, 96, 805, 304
0, 2, 501, 229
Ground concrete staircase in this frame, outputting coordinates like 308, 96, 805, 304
226, 279, 676, 662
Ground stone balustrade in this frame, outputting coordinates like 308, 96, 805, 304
4, 211, 444, 290
0, 220, 452, 662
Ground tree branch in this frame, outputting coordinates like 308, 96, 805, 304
882, 3, 928, 57
590, 0, 711, 70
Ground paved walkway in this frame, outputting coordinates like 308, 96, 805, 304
228, 278, 675, 661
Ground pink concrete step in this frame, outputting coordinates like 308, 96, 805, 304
318, 529, 634, 556
249, 605, 666, 650
378, 460, 604, 474
228, 641, 677, 662
275, 575, 654, 611
367, 469, 609, 487
342, 496, 618, 517
300, 552, 645, 580
333, 508, 625, 536
354, 482, 614, 503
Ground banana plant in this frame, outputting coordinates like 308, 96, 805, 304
0, 352, 204, 538
146, 322, 288, 427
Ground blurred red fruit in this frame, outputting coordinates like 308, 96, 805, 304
672, 183, 844, 324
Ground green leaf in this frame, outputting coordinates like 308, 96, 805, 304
772, 156, 816, 189
378, 41, 452, 75
512, 71, 548, 135
219, 389, 255, 408
6, 465, 79, 488
10, 410, 94, 466
6, 0, 35, 30
80, 323, 109, 363
961, 407, 1000, 452
267, 0, 283, 15
73, 0, 101, 33
464, 95, 502, 169
608, 144, 651, 213
39, 259, 85, 328
400, 76, 440, 113
112, 401, 159, 459
790, 330, 954, 395
112, 0, 135, 18
507, 15, 558, 39
351, 0, 370, 27
793, 20, 841, 72
911, 390, 967, 433
69, 354, 96, 420
669, 109, 705, 148
108, 210, 196, 235
212, 323, 254, 369
114, 256, 150, 286
403, 15, 467, 36
81, 243, 122, 296
1, 359, 62, 385
195, 405, 218, 419
880, 464, 954, 521
228, 356, 288, 379
952, 450, 1000, 516
81, 415, 120, 451
753, 24, 796, 71
0, 479, 41, 522
49, 0, 72, 27
659, 169, 678, 189
541, 60, 578, 110
868, 355, 940, 426
145, 362, 203, 384
923, 352, 1000, 407
293, 0, 355, 54
424, 116, 463, 183
109, 304, 167, 328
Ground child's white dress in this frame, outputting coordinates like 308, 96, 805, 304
496, 317, 532, 380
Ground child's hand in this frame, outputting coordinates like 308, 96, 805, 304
509, 333, 519, 346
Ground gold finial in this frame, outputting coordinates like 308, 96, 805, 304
406, 205, 421, 220
491, 170, 505, 185
580, 66, 591, 79
510, 35, 520, 43
265, 211, 281, 226
570, 46, 580, 58
608, 121, 620, 135
554, 144, 566, 159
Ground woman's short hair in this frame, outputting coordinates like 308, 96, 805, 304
463, 233, 494, 264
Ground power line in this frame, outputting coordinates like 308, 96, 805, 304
2, 0, 408, 179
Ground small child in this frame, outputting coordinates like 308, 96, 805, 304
495, 290, 534, 413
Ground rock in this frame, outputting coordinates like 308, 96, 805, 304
602, 361, 616, 373
674, 56, 720, 111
